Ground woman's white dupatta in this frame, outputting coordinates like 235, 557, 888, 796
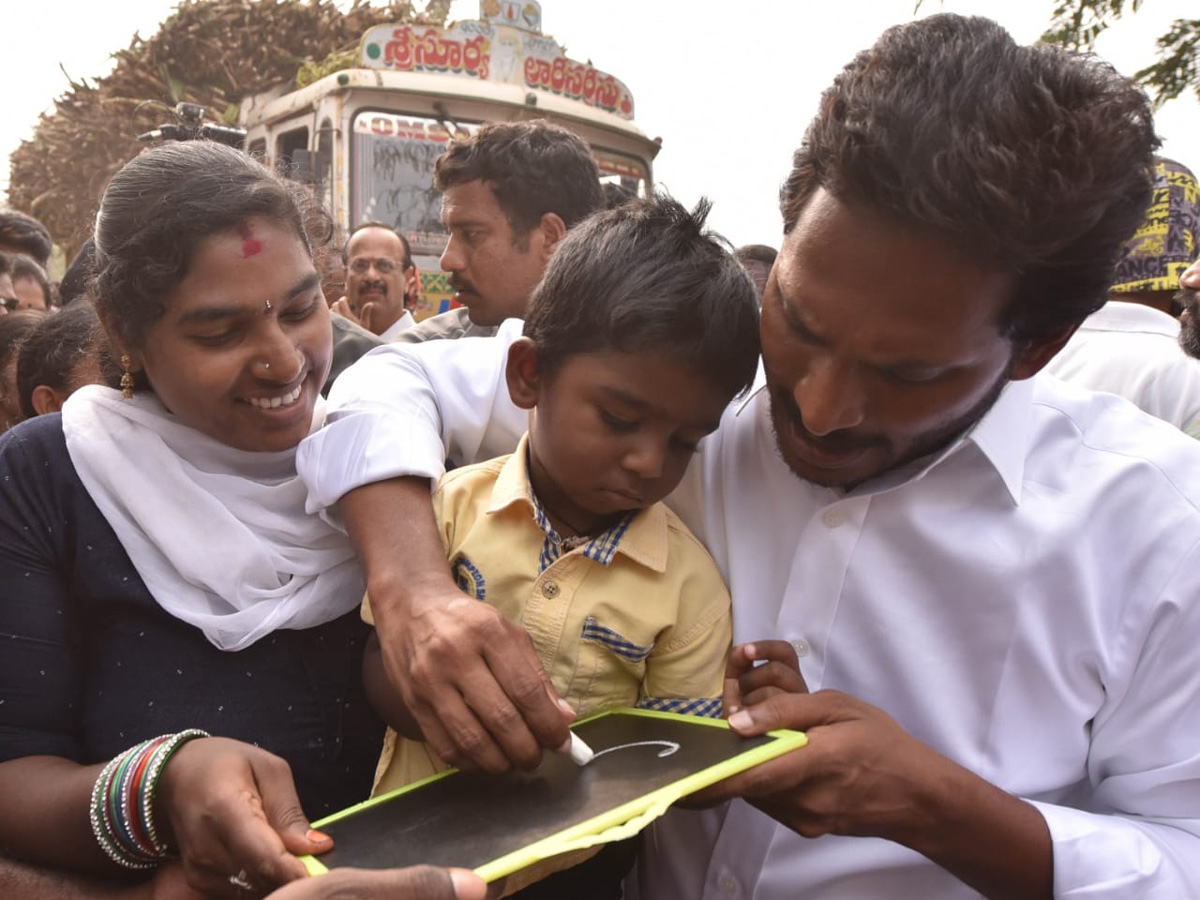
62, 385, 363, 651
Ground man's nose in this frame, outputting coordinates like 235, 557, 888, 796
792, 356, 865, 436
1182, 258, 1200, 290
440, 237, 464, 273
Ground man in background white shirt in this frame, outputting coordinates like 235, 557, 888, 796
333, 222, 419, 341
1047, 157, 1200, 435
299, 14, 1200, 898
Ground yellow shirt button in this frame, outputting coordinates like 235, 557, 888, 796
542, 580, 560, 598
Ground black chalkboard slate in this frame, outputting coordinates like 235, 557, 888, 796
301, 709, 806, 880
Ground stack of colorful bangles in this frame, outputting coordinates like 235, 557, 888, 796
89, 729, 211, 869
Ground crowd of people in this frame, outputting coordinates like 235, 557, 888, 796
1, 11, 1199, 900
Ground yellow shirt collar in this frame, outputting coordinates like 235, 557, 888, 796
485, 434, 670, 574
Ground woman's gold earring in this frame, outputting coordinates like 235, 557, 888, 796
120, 354, 134, 400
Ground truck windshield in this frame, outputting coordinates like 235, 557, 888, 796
350, 110, 653, 319
351, 111, 475, 260
594, 149, 650, 200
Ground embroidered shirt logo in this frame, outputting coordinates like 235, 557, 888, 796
452, 555, 486, 601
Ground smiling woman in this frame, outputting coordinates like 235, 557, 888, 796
0, 142, 401, 898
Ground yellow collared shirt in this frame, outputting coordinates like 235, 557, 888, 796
370, 434, 732, 793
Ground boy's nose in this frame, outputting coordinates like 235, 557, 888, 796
621, 437, 666, 480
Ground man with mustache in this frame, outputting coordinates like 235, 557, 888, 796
1047, 157, 1200, 435
335, 223, 420, 341
299, 14, 1200, 897
395, 120, 604, 344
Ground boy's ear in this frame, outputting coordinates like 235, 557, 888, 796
536, 212, 568, 261
505, 337, 541, 410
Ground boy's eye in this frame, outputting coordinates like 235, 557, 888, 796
599, 410, 638, 432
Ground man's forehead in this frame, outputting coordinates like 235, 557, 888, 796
348, 227, 404, 257
774, 190, 1016, 342
440, 179, 505, 221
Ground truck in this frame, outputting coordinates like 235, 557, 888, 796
236, 0, 660, 320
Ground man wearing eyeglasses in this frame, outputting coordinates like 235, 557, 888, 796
336, 223, 420, 341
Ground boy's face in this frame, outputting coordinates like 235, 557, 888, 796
510, 345, 730, 536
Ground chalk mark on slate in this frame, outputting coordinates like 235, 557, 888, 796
591, 740, 680, 762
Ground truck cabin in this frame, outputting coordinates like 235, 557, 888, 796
239, 12, 659, 320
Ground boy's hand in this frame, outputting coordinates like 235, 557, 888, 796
723, 640, 809, 715
378, 580, 574, 773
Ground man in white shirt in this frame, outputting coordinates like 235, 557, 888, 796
396, 120, 604, 345
298, 15, 1199, 898
1047, 158, 1200, 434
333, 223, 419, 341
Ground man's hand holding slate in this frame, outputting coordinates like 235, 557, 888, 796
708, 688, 1054, 900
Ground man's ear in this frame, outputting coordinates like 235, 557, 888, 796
31, 385, 66, 416
536, 212, 568, 262
405, 263, 420, 309
1009, 323, 1081, 380
505, 337, 542, 410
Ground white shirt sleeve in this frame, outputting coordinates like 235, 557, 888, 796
297, 318, 527, 513
1032, 537, 1200, 896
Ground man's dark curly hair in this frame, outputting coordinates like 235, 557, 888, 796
780, 14, 1159, 344
91, 141, 331, 390
434, 120, 604, 239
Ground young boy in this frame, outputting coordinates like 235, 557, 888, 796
362, 194, 761, 895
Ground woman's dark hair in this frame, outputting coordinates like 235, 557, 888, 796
0, 309, 47, 371
17, 305, 100, 418
780, 14, 1159, 344
92, 141, 331, 361
523, 195, 760, 399
58, 239, 96, 308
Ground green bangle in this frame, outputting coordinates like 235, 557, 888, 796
89, 729, 211, 870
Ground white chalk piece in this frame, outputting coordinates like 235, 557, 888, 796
567, 731, 595, 766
